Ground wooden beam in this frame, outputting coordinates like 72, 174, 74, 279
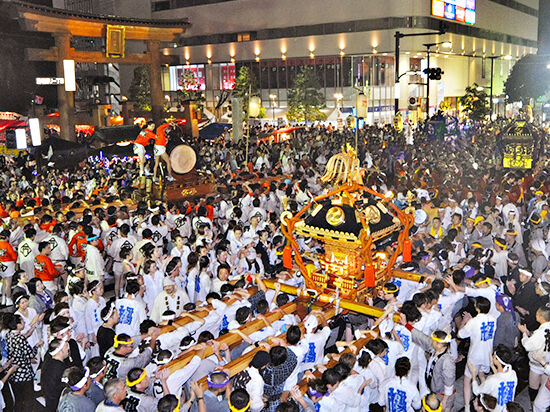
158, 301, 298, 374
20, 11, 185, 41
26, 48, 177, 65
262, 279, 390, 319
296, 335, 374, 393
196, 307, 338, 390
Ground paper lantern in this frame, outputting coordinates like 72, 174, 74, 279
403, 238, 412, 262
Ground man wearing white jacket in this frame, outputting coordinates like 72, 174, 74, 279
519, 306, 550, 403
469, 345, 518, 412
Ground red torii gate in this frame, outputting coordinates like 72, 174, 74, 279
4, 0, 189, 140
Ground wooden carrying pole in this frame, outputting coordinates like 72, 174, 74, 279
296, 334, 374, 393
196, 307, 338, 390
159, 301, 298, 374
262, 279, 389, 319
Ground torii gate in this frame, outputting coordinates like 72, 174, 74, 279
4, 0, 189, 140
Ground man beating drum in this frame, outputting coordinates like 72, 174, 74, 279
153, 118, 176, 182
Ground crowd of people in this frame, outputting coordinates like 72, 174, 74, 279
0, 117, 547, 412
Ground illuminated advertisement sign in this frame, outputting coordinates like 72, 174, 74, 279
432, 0, 476, 25
169, 65, 206, 91
220, 63, 236, 90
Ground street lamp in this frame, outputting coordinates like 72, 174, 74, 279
423, 41, 452, 117
269, 94, 277, 121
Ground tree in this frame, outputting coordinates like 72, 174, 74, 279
460, 83, 489, 121
177, 69, 205, 104
287, 66, 327, 122
233, 66, 259, 117
504, 54, 550, 104
128, 66, 151, 111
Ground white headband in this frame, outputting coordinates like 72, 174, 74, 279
49, 338, 68, 356
90, 365, 106, 379
61, 367, 89, 391
56, 325, 71, 337
102, 304, 115, 322
538, 278, 550, 295
494, 353, 511, 370
155, 352, 174, 365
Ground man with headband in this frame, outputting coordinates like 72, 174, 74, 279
512, 269, 542, 331
468, 344, 517, 412
458, 297, 497, 412
493, 294, 520, 350
203, 370, 231, 411
519, 306, 550, 404
152, 345, 205, 400
97, 303, 118, 357
42, 337, 70, 411
398, 315, 455, 411
446, 273, 499, 319
228, 388, 251, 412
124, 366, 170, 411
57, 366, 95, 411
84, 232, 105, 284
422, 393, 442, 412
85, 357, 107, 406
104, 328, 160, 381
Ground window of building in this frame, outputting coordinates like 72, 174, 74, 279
237, 33, 251, 42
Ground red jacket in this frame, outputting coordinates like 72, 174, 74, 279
35, 254, 58, 281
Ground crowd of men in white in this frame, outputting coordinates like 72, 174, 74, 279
0, 177, 548, 412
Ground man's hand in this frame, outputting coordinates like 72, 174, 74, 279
461, 312, 472, 325
303, 371, 316, 381
518, 323, 528, 335
191, 381, 204, 398
155, 368, 170, 382
397, 313, 407, 326
290, 385, 303, 401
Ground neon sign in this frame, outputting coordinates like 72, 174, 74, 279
432, 0, 476, 25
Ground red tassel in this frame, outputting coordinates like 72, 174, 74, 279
365, 262, 375, 287
283, 245, 293, 269
403, 238, 412, 262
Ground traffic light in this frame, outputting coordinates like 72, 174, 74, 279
423, 67, 444, 80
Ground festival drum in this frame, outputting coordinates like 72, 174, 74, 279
170, 145, 196, 175
414, 209, 428, 226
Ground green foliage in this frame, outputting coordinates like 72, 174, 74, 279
460, 83, 489, 121
128, 66, 151, 111
504, 54, 550, 104
258, 106, 266, 119
287, 66, 327, 122
177, 69, 205, 104
233, 66, 259, 117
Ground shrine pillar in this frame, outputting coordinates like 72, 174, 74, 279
54, 33, 76, 141
147, 40, 164, 126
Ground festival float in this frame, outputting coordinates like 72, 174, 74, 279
497, 119, 544, 169
279, 144, 416, 305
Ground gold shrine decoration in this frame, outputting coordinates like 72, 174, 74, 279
106, 25, 126, 58
502, 143, 533, 169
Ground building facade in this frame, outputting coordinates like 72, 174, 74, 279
151, 0, 538, 123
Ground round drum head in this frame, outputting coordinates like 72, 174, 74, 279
414, 209, 428, 226
170, 145, 196, 174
